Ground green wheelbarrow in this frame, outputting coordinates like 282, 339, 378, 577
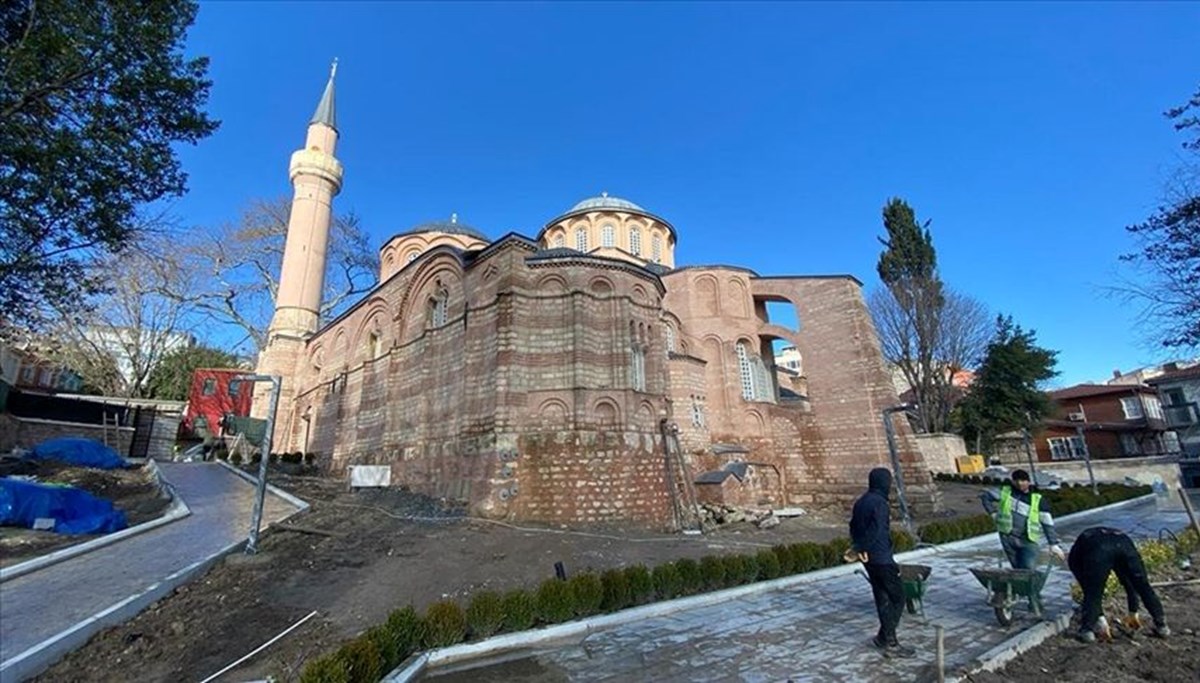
857, 564, 933, 617
968, 564, 1052, 626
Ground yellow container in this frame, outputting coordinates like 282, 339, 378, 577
956, 455, 985, 474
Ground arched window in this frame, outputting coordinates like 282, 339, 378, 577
427, 288, 449, 327
665, 325, 676, 356
631, 345, 646, 391
651, 234, 663, 263
629, 228, 642, 256
552, 234, 564, 249
736, 341, 755, 401
406, 251, 420, 264
601, 224, 615, 248
367, 331, 382, 360
575, 227, 588, 251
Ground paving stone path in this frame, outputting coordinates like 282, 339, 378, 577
0, 462, 297, 669
425, 492, 1200, 682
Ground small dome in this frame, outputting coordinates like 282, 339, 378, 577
569, 192, 645, 214
401, 214, 488, 242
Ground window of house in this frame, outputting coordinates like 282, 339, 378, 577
1144, 395, 1165, 421
1120, 433, 1140, 456
736, 341, 755, 401
575, 227, 588, 251
601, 224, 615, 248
1120, 396, 1144, 419
1047, 436, 1086, 461
202, 378, 216, 396
651, 234, 663, 263
1164, 388, 1186, 406
1163, 431, 1182, 453
552, 234, 564, 249
229, 381, 239, 397
630, 228, 642, 256
665, 325, 676, 356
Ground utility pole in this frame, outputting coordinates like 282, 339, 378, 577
882, 404, 916, 536
230, 374, 282, 554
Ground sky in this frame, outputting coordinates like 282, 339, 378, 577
173, 1, 1200, 387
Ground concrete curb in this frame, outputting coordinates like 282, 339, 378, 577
0, 459, 192, 584
216, 460, 312, 512
381, 492, 1157, 682
0, 465, 310, 683
948, 613, 1072, 681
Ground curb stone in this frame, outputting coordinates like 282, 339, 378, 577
0, 459, 192, 583
381, 493, 1155, 682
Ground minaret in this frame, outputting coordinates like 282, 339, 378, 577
268, 60, 344, 338
254, 62, 344, 442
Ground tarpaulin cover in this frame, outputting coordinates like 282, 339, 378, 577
30, 437, 127, 469
0, 478, 128, 535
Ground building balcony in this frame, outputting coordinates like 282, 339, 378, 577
1165, 402, 1199, 429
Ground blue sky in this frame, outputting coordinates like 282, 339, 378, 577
175, 1, 1199, 386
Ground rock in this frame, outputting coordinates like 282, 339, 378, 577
170, 621, 185, 636
756, 515, 781, 530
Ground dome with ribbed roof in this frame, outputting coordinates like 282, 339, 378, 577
400, 214, 488, 242
569, 192, 645, 213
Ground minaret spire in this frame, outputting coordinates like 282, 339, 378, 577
310, 58, 338, 130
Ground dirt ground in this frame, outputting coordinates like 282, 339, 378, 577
0, 460, 170, 567
967, 561, 1200, 683
35, 475, 990, 683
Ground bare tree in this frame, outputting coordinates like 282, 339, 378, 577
44, 233, 199, 398
172, 197, 378, 354
869, 286, 991, 432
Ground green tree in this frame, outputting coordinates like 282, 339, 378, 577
1121, 85, 1200, 351
956, 315, 1059, 453
0, 0, 218, 328
146, 344, 241, 401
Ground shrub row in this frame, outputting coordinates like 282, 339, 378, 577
299, 483, 1148, 682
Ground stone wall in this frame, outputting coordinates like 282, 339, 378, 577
0, 415, 134, 455
1039, 455, 1186, 508
915, 433, 968, 474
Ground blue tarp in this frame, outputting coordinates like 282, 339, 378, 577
30, 437, 127, 470
0, 478, 128, 535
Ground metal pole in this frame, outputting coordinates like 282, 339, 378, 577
246, 376, 280, 555
1076, 425, 1098, 496
882, 407, 914, 535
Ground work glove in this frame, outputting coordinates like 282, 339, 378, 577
1049, 545, 1066, 562
1123, 613, 1143, 631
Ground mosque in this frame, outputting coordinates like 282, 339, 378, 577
254, 67, 939, 528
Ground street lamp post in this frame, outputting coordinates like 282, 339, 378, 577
229, 374, 281, 555
881, 403, 917, 536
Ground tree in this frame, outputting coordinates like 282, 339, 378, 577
169, 197, 378, 354
1120, 85, 1200, 351
0, 0, 218, 328
956, 315, 1059, 454
146, 343, 241, 401
44, 233, 197, 398
871, 198, 983, 433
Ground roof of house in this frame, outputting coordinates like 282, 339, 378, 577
1146, 364, 1200, 384
1048, 383, 1155, 401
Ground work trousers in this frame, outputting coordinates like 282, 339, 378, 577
999, 533, 1039, 570
865, 562, 904, 644
1068, 528, 1165, 632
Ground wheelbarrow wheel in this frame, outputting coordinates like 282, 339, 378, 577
994, 604, 1014, 626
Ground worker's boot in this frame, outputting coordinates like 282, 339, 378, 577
873, 637, 915, 658
1076, 630, 1097, 643
1149, 622, 1170, 639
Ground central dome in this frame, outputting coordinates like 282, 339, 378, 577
570, 192, 645, 213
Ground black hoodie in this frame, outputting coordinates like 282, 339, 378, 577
849, 467, 895, 566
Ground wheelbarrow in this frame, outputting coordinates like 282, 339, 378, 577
857, 564, 933, 617
968, 564, 1052, 626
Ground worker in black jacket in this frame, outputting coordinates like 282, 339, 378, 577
1068, 526, 1169, 642
849, 467, 915, 658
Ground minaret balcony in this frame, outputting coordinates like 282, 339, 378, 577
289, 149, 344, 191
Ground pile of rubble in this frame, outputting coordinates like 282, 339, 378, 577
698, 503, 806, 530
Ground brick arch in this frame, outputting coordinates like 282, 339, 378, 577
397, 253, 466, 341
590, 276, 614, 296
349, 297, 390, 361
701, 335, 728, 414
696, 274, 720, 316
636, 400, 655, 424
537, 274, 568, 294
632, 284, 649, 304
331, 328, 349, 371
537, 398, 569, 424
593, 399, 620, 425
744, 408, 767, 437
729, 277, 750, 318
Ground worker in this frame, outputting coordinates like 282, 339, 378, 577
1068, 526, 1169, 642
979, 469, 1065, 569
849, 467, 916, 658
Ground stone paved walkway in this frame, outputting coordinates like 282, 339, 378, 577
424, 492, 1200, 683
0, 462, 297, 667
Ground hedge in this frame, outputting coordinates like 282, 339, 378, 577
299, 482, 1151, 681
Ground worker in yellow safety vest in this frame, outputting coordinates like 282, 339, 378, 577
979, 469, 1065, 569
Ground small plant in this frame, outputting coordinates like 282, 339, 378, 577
423, 600, 467, 649
652, 563, 683, 599
299, 653, 350, 683
501, 589, 537, 631
699, 555, 726, 589
772, 544, 797, 575
599, 568, 631, 612
739, 554, 760, 583
385, 605, 425, 660
674, 558, 702, 595
823, 538, 851, 567
282, 451, 304, 464
303, 452, 317, 467
568, 573, 604, 617
466, 591, 505, 639
336, 637, 382, 683
756, 549, 781, 580
624, 565, 655, 604
536, 578, 575, 624
364, 625, 402, 672
268, 452, 280, 464
722, 555, 747, 586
